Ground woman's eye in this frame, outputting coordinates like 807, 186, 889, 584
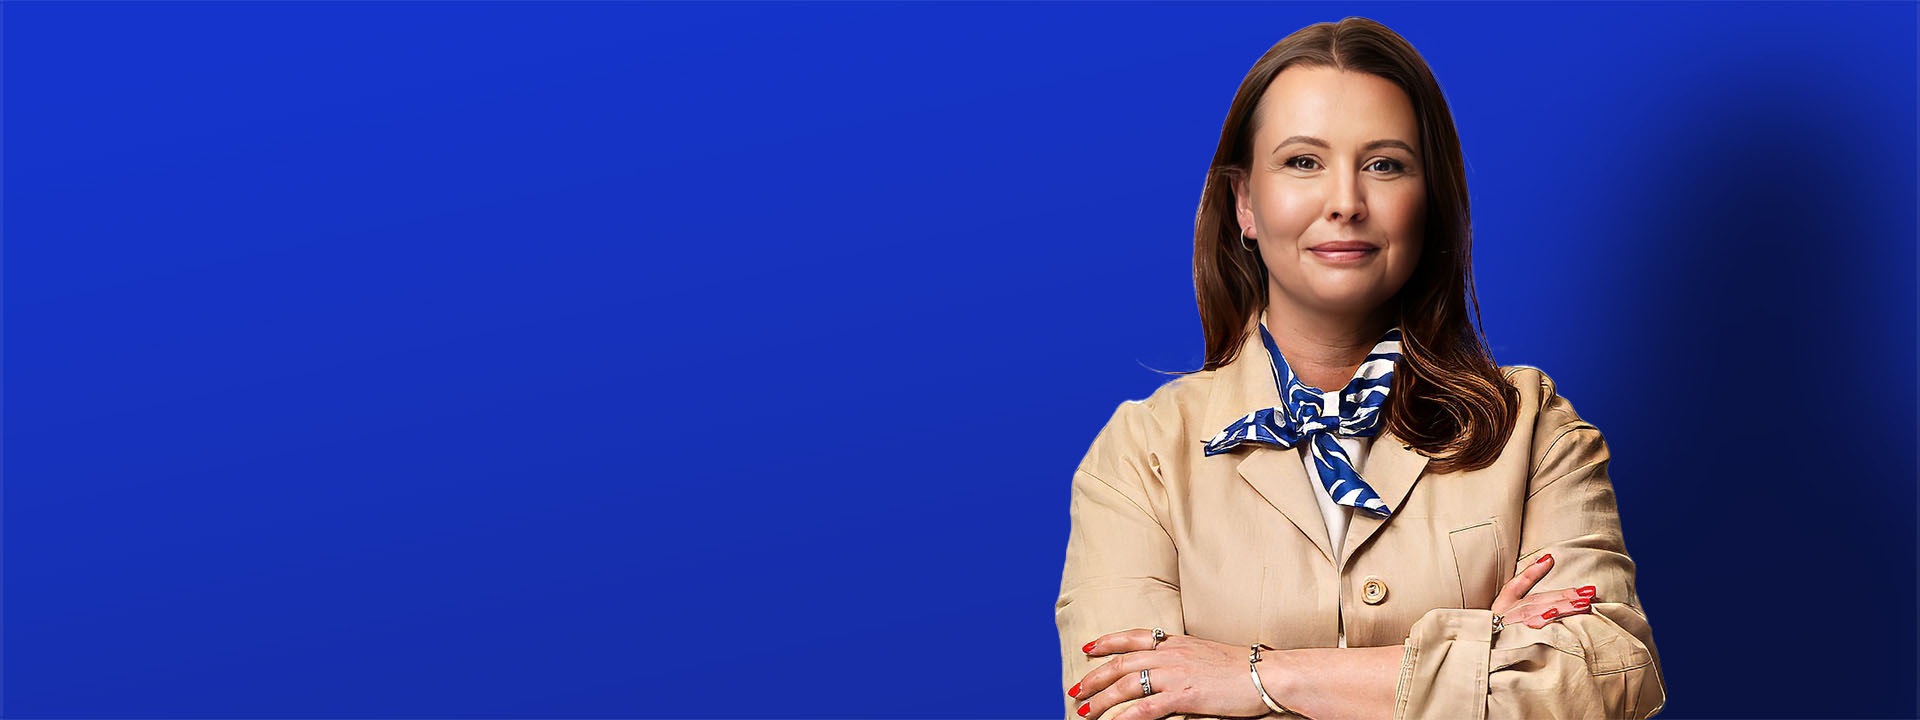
1285, 156, 1405, 173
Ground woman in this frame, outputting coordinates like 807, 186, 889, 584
1054, 17, 1666, 720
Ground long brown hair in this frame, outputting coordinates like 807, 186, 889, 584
1176, 16, 1517, 474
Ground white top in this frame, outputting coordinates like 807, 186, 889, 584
1301, 434, 1371, 566
1297, 393, 1373, 649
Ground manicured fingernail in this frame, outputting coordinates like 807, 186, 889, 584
1543, 608, 1559, 619
1078, 702, 1091, 717
1069, 682, 1081, 697
1572, 598, 1590, 609
1537, 553, 1552, 564
1082, 641, 1096, 653
1577, 586, 1595, 598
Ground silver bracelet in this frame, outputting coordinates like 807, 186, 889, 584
1247, 642, 1296, 714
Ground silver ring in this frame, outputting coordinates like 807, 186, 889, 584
1139, 668, 1153, 696
1491, 613, 1506, 634
1151, 627, 1167, 649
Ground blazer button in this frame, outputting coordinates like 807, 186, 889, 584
1361, 576, 1388, 605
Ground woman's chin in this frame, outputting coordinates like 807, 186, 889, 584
1302, 291, 1392, 317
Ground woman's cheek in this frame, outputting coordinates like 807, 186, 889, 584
1263, 192, 1321, 235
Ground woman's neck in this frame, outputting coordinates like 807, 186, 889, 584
1262, 297, 1396, 393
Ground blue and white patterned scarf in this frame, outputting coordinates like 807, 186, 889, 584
1202, 318, 1404, 518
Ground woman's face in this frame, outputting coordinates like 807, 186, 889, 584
1232, 66, 1426, 320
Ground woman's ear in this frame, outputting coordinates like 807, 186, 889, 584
1226, 170, 1253, 231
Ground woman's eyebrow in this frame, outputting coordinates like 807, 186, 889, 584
1273, 135, 1417, 155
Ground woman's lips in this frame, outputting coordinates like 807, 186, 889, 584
1308, 247, 1380, 264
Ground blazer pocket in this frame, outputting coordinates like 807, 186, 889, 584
1447, 519, 1507, 609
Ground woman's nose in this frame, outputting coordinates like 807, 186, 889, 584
1326, 175, 1366, 222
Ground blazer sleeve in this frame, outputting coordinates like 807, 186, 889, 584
1055, 400, 1287, 720
1393, 379, 1669, 720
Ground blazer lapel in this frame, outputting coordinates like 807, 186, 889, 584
1210, 310, 1337, 565
1236, 445, 1336, 566
1206, 308, 1433, 571
1334, 430, 1428, 570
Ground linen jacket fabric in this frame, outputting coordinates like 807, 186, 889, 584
1055, 311, 1666, 719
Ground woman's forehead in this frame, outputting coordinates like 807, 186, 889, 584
1257, 67, 1418, 149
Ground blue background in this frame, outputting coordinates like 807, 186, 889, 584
5, 1, 1916, 717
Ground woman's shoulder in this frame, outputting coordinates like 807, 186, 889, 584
1497, 364, 1607, 475
1120, 367, 1222, 418
1077, 369, 1223, 475
1497, 364, 1589, 427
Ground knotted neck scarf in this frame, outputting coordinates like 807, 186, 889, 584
1202, 318, 1405, 518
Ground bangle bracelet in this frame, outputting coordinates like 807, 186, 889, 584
1247, 643, 1295, 714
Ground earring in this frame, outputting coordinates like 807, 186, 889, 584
1240, 226, 1257, 252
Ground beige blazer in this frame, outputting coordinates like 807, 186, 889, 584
1055, 310, 1667, 719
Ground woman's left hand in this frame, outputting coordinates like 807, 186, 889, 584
1068, 628, 1271, 720
1492, 553, 1598, 629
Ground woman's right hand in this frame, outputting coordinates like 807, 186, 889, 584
1491, 553, 1597, 629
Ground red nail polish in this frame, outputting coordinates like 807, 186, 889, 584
1079, 702, 1091, 717
1572, 598, 1590, 609
1543, 608, 1559, 619
1069, 682, 1081, 697
1577, 586, 1595, 597
1537, 553, 1552, 564
1082, 641, 1096, 653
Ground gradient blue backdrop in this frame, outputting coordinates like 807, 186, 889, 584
5, 1, 1916, 717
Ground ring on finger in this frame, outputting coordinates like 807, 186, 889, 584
1151, 627, 1166, 649
1140, 668, 1153, 696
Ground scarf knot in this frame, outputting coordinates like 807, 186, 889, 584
1203, 319, 1403, 518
